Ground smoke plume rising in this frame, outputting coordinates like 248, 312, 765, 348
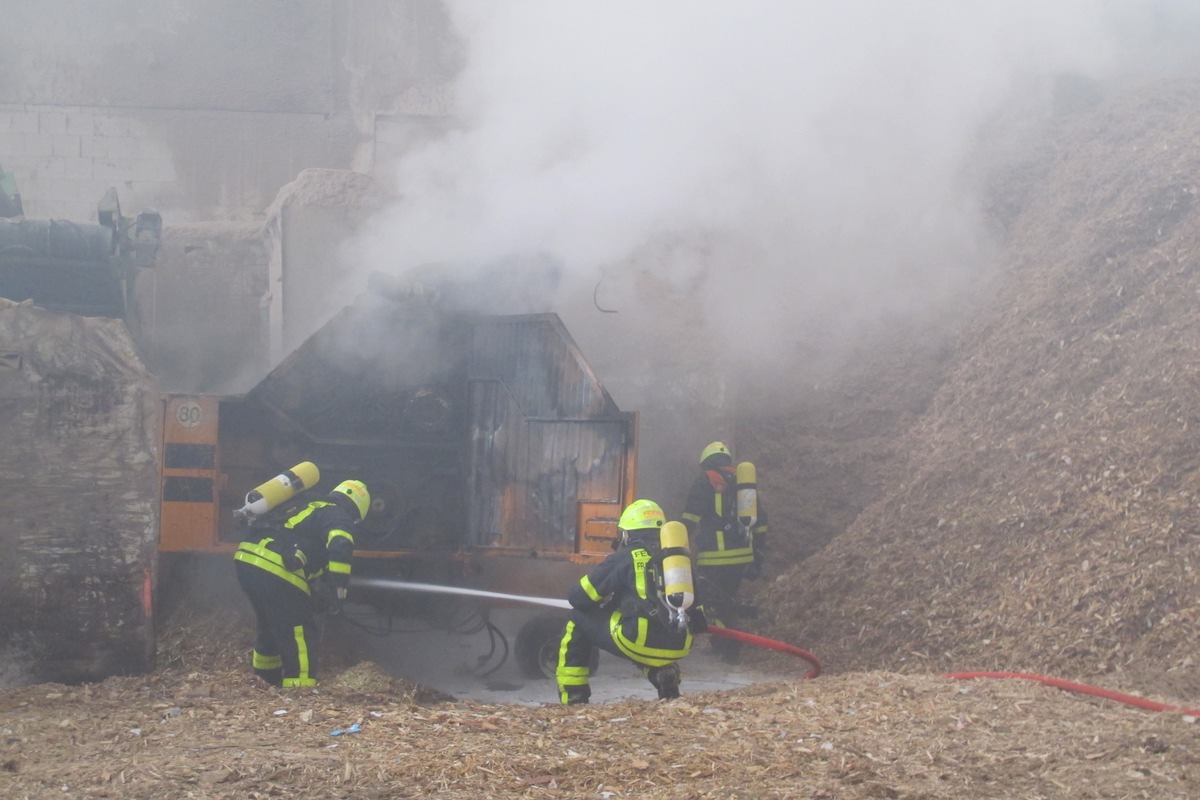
351, 1, 1200, 380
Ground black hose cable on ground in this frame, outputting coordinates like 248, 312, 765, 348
475, 619, 511, 678
945, 671, 1200, 716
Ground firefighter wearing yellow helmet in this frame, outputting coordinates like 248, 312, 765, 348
682, 441, 769, 663
234, 475, 369, 688
555, 499, 707, 705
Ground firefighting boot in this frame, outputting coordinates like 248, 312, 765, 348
560, 685, 591, 705
253, 668, 283, 688
252, 651, 283, 687
647, 663, 681, 700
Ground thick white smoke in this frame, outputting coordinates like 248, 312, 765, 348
350, 0, 1200, 379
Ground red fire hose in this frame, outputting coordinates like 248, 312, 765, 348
697, 627, 1200, 717
945, 671, 1200, 716
695, 616, 1200, 714
707, 625, 822, 679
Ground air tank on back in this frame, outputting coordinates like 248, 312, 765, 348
660, 520, 694, 613
234, 461, 321, 520
736, 461, 757, 530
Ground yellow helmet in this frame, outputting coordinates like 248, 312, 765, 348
330, 479, 371, 521
700, 441, 732, 467
618, 499, 666, 533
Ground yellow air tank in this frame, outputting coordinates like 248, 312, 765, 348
659, 520, 694, 612
234, 461, 321, 520
736, 461, 758, 529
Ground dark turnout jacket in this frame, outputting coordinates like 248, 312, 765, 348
235, 498, 356, 593
568, 539, 692, 666
681, 470, 768, 568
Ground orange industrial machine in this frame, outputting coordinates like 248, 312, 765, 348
159, 296, 638, 676
2, 175, 632, 681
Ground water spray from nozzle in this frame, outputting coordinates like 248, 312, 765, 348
350, 577, 571, 609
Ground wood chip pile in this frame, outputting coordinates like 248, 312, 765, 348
752, 78, 1200, 704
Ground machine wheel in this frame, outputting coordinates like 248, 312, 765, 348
515, 614, 599, 679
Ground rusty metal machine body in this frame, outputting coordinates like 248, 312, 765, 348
160, 295, 638, 612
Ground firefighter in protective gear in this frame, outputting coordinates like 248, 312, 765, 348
682, 442, 769, 662
555, 499, 706, 705
234, 478, 369, 688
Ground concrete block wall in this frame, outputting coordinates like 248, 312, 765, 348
0, 105, 175, 222
133, 222, 271, 395
0, 103, 364, 223
0, 0, 461, 225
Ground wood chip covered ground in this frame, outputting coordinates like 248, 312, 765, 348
3, 647, 1198, 799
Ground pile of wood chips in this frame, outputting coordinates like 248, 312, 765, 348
2, 654, 1197, 799
744, 79, 1200, 708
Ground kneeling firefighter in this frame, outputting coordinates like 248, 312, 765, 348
233, 474, 370, 688
556, 499, 707, 705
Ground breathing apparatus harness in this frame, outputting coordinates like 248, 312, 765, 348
621, 521, 697, 635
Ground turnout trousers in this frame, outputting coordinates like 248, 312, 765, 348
556, 607, 687, 703
697, 563, 748, 661
234, 560, 318, 687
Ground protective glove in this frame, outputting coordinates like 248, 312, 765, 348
688, 606, 709, 634
329, 584, 348, 614
744, 559, 762, 581
314, 582, 343, 615
283, 548, 305, 573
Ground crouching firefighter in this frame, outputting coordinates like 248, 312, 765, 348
556, 499, 707, 705
233, 478, 370, 688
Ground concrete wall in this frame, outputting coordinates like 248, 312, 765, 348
133, 221, 270, 394
0, 105, 358, 222
265, 169, 392, 362
0, 0, 458, 222
0, 0, 459, 397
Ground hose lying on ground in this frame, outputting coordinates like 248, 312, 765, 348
945, 671, 1200, 716
707, 625, 822, 679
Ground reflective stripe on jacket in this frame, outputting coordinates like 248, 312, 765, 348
235, 498, 356, 591
282, 500, 356, 587
682, 472, 768, 567
568, 543, 691, 666
234, 538, 310, 594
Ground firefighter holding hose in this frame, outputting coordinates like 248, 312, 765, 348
556, 499, 707, 705
682, 441, 769, 663
233, 474, 370, 688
